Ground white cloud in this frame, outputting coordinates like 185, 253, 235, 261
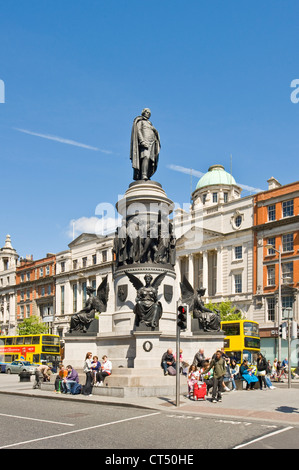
14, 127, 113, 154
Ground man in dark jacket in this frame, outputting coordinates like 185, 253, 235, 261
204, 350, 226, 403
161, 349, 176, 376
192, 348, 206, 368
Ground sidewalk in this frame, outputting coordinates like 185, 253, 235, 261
1, 374, 299, 426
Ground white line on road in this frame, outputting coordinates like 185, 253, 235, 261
0, 411, 161, 449
0, 413, 74, 427
233, 426, 294, 449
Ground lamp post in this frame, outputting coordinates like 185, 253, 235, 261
265, 243, 282, 361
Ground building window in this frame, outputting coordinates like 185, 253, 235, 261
213, 192, 218, 203
61, 262, 65, 273
41, 287, 45, 297
73, 260, 77, 270
193, 254, 203, 290
82, 257, 87, 268
46, 266, 50, 276
282, 262, 293, 283
92, 254, 97, 265
282, 296, 294, 317
267, 297, 276, 322
282, 200, 294, 218
26, 289, 30, 300
224, 192, 228, 203
48, 285, 51, 296
208, 251, 217, 296
102, 251, 107, 263
21, 273, 24, 282
20, 305, 24, 319
73, 284, 77, 313
82, 282, 87, 308
234, 246, 242, 260
267, 237, 276, 255
92, 279, 96, 291
21, 291, 24, 301
60, 286, 65, 315
267, 266, 275, 286
268, 205, 276, 221
26, 305, 30, 318
40, 267, 44, 277
234, 274, 242, 293
235, 215, 242, 228
26, 272, 30, 281
202, 194, 207, 205
282, 233, 294, 252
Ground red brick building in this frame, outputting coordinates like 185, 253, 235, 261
253, 177, 299, 359
16, 254, 56, 333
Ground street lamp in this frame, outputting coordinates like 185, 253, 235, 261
265, 243, 282, 361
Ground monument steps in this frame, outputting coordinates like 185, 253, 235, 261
42, 367, 188, 397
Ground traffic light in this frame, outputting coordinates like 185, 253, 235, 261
279, 322, 287, 340
177, 305, 187, 330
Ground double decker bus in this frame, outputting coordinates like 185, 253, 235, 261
0, 334, 61, 370
220, 320, 260, 365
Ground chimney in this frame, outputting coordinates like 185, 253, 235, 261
267, 177, 281, 190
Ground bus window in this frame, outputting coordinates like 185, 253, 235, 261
24, 336, 32, 345
16, 337, 24, 345
243, 322, 259, 337
5, 338, 13, 345
42, 336, 59, 345
33, 354, 40, 363
243, 350, 258, 365
221, 323, 240, 336
32, 337, 40, 345
226, 351, 241, 363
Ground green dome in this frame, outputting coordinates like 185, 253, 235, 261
196, 164, 236, 190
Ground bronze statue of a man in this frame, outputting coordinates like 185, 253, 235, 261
130, 108, 161, 181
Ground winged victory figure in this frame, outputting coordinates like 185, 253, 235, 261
69, 275, 109, 333
180, 275, 221, 332
125, 271, 166, 329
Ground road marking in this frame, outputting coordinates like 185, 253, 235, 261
0, 411, 160, 449
0, 413, 74, 427
233, 426, 294, 449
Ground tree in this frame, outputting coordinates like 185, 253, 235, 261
17, 315, 49, 335
205, 299, 243, 321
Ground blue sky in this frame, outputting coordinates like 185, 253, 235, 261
1, 0, 299, 259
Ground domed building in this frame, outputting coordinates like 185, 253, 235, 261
192, 164, 242, 208
174, 163, 254, 322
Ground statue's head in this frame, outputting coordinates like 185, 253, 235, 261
141, 108, 151, 119
197, 287, 206, 296
144, 274, 153, 285
86, 286, 96, 295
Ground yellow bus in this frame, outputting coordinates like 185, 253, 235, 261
0, 334, 61, 370
220, 320, 260, 365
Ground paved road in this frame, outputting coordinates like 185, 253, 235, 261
0, 394, 298, 451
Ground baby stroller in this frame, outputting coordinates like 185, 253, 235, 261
192, 381, 207, 401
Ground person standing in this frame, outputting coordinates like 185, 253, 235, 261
83, 352, 93, 396
257, 353, 267, 390
204, 350, 226, 403
96, 355, 112, 386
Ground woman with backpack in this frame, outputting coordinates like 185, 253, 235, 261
257, 353, 267, 390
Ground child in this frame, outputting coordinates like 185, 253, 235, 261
187, 365, 199, 399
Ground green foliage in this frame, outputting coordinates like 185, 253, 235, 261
17, 315, 49, 335
205, 299, 243, 321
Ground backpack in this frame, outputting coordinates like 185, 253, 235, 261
72, 383, 82, 395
